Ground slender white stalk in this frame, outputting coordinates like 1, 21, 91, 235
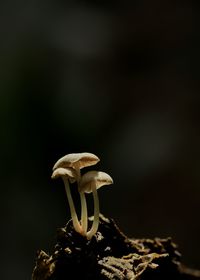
76, 168, 88, 235
80, 192, 88, 234
86, 183, 99, 240
63, 177, 82, 234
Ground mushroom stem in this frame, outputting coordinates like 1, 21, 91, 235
76, 168, 88, 235
62, 177, 82, 234
86, 183, 99, 240
80, 192, 88, 234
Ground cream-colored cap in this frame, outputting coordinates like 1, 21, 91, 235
51, 167, 77, 183
79, 171, 113, 193
53, 152, 100, 171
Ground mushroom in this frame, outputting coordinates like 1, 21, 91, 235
51, 167, 82, 235
79, 171, 113, 239
53, 152, 100, 172
52, 153, 100, 234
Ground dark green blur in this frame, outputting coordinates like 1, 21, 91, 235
0, 1, 200, 279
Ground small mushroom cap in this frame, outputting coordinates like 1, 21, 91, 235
79, 171, 113, 193
53, 152, 100, 171
51, 167, 77, 183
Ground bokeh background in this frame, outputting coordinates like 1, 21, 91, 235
1, 1, 200, 279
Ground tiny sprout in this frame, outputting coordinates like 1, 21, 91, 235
51, 167, 82, 235
79, 171, 113, 240
52, 153, 100, 235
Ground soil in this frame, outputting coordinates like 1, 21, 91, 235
32, 215, 200, 280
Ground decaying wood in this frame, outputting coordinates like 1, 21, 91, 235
32, 215, 200, 280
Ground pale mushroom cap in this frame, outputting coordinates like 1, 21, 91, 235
53, 152, 100, 171
79, 171, 113, 193
51, 167, 77, 183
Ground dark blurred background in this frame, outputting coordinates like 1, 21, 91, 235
0, 0, 200, 279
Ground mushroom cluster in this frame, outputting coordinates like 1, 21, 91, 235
51, 152, 113, 239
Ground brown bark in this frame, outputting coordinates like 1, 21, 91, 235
32, 215, 200, 280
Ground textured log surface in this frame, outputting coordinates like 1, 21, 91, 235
32, 215, 200, 280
